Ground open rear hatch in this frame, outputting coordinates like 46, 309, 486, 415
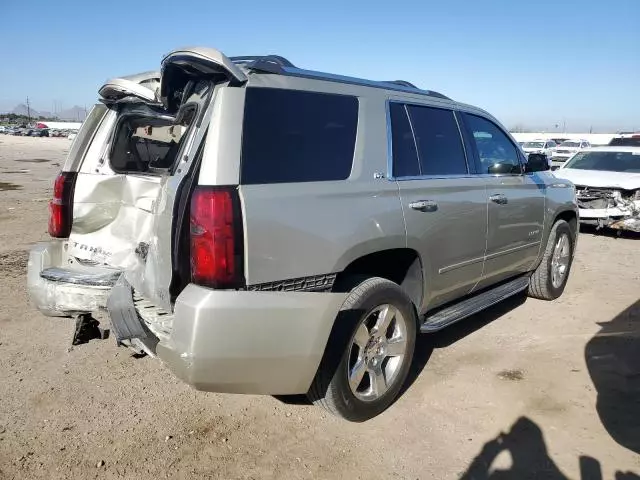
30, 71, 163, 314
32, 48, 246, 331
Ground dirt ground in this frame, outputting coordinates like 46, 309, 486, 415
0, 135, 638, 480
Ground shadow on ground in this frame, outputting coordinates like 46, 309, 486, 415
460, 416, 639, 480
579, 224, 640, 240
458, 299, 640, 479
585, 299, 640, 454
402, 292, 527, 395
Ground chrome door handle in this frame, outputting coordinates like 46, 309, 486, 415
409, 200, 438, 212
489, 194, 508, 205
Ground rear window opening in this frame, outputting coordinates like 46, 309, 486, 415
110, 115, 187, 173
109, 80, 214, 174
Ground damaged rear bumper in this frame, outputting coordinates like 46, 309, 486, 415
156, 285, 347, 395
29, 241, 348, 395
27, 241, 120, 316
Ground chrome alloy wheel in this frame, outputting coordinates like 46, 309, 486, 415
551, 232, 571, 288
347, 304, 409, 401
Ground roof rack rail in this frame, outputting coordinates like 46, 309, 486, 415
420, 90, 451, 100
230, 55, 296, 70
384, 80, 418, 88
232, 56, 452, 100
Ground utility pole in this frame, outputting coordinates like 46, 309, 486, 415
26, 97, 31, 124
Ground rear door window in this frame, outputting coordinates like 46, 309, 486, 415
109, 80, 212, 174
406, 105, 468, 176
110, 116, 186, 173
389, 103, 420, 177
241, 88, 358, 184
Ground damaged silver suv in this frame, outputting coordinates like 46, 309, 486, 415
28, 47, 579, 421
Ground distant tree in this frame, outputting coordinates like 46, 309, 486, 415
509, 123, 531, 133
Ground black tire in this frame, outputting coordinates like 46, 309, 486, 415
307, 277, 417, 422
528, 219, 575, 300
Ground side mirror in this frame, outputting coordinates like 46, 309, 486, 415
525, 153, 550, 172
487, 162, 521, 175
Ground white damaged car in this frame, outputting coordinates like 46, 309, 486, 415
554, 146, 640, 232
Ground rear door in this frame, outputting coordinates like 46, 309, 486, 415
391, 101, 488, 310
459, 112, 545, 288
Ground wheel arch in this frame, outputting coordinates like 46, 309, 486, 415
555, 209, 578, 236
531, 207, 578, 272
333, 247, 424, 312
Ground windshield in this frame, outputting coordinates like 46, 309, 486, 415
564, 151, 640, 172
559, 141, 581, 148
523, 142, 545, 148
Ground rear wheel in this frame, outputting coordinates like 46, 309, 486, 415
308, 277, 417, 422
529, 219, 575, 300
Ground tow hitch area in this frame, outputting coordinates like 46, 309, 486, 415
72, 314, 110, 345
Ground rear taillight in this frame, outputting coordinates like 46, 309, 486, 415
48, 172, 77, 238
189, 186, 243, 289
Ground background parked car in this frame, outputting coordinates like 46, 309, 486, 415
609, 134, 640, 147
26, 128, 49, 137
521, 139, 557, 164
551, 139, 591, 167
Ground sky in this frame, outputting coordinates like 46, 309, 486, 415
1, 0, 638, 132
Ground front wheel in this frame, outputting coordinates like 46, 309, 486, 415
307, 277, 417, 422
529, 219, 575, 300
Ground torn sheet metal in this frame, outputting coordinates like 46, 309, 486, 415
123, 177, 176, 313
68, 173, 161, 270
63, 170, 176, 313
106, 275, 150, 343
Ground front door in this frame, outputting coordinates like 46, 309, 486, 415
460, 112, 545, 288
388, 101, 488, 311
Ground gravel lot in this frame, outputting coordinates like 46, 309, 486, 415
1, 135, 639, 479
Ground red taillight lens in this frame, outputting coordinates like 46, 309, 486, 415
48, 172, 77, 238
190, 187, 243, 289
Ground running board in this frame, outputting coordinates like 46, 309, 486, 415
420, 276, 530, 333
